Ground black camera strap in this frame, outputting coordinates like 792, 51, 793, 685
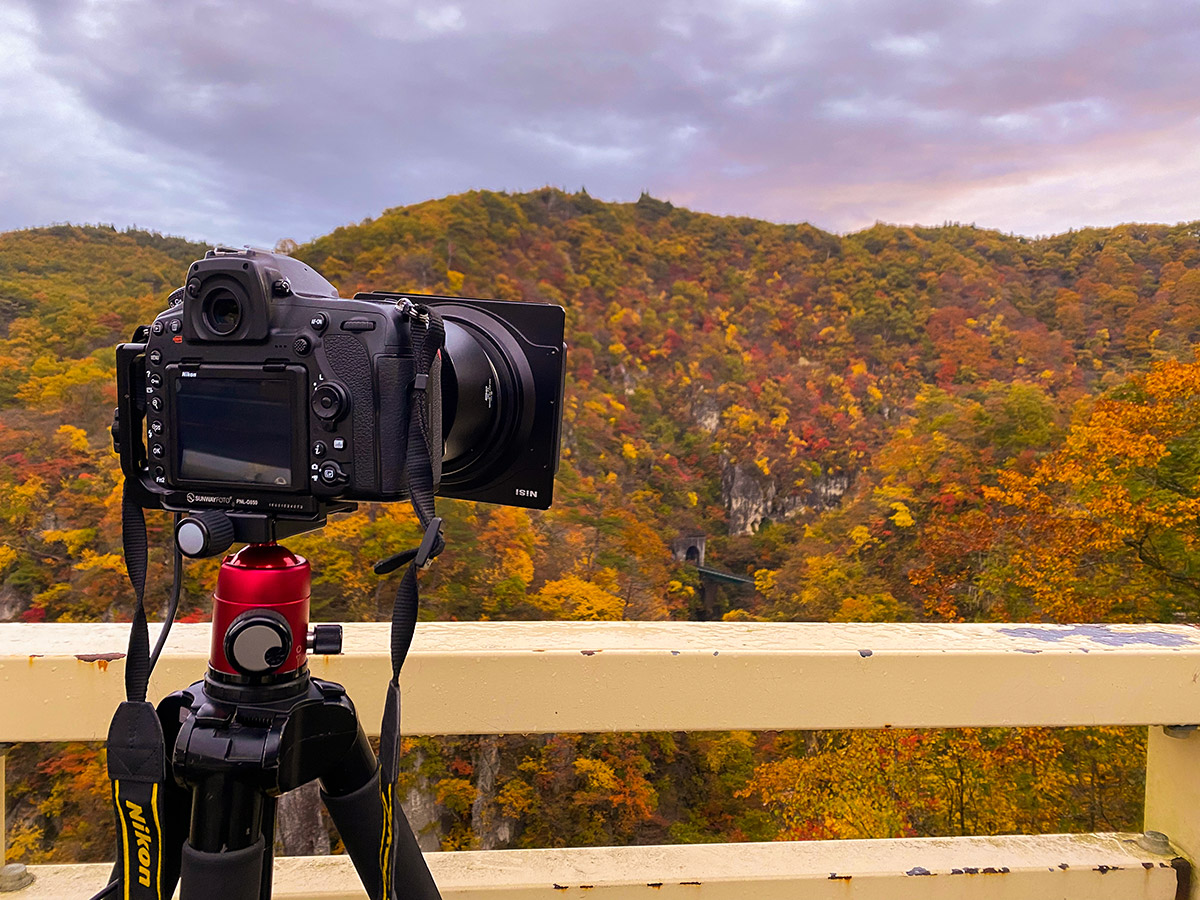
375, 303, 445, 899
100, 484, 174, 900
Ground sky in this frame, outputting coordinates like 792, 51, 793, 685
1, 0, 1198, 248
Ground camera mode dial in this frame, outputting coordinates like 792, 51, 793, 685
311, 382, 349, 422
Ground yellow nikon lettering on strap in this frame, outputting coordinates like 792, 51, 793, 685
114, 781, 162, 899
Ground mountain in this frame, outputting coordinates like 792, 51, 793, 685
2, 194, 1198, 859
3, 195, 1200, 625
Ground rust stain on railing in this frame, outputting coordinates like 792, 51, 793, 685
75, 652, 125, 672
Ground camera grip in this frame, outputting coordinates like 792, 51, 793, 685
325, 334, 378, 493
376, 356, 414, 495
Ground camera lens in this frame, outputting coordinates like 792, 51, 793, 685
441, 321, 503, 469
202, 286, 244, 336
437, 311, 535, 489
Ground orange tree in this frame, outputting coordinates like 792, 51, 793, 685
986, 352, 1200, 621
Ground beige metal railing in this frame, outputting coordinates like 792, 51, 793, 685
1, 621, 1197, 898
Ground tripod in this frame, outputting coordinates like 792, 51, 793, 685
105, 536, 441, 900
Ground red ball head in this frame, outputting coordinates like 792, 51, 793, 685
209, 543, 311, 678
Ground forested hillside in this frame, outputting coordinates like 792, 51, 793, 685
3, 193, 1199, 858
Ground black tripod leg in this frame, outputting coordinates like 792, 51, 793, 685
181, 838, 267, 900
160, 771, 193, 897
320, 724, 441, 900
180, 774, 272, 900
157, 693, 192, 897
385, 778, 442, 900
259, 794, 277, 899
321, 770, 383, 899
320, 725, 384, 899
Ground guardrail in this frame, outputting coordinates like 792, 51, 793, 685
1, 621, 1198, 898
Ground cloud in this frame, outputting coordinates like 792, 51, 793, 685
0, 0, 1197, 246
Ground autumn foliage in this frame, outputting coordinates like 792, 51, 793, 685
3, 196, 1200, 857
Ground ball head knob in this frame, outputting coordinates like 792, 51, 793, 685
308, 624, 343, 655
176, 510, 236, 558
224, 610, 292, 676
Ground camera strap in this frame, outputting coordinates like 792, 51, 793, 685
376, 303, 445, 899
102, 483, 173, 900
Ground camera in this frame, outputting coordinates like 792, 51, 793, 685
102, 246, 564, 900
113, 247, 566, 541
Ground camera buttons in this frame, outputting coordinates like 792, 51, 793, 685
149, 373, 162, 387
341, 318, 376, 332
318, 461, 348, 486
312, 441, 326, 458
149, 349, 162, 365
151, 321, 164, 335
169, 318, 182, 334
293, 336, 312, 355
309, 314, 328, 332
332, 437, 345, 451
151, 444, 165, 458
149, 396, 163, 412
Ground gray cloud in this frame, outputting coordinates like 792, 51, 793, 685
1, 0, 1198, 246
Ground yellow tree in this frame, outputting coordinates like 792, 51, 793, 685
986, 351, 1200, 620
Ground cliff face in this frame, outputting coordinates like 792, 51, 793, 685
722, 461, 851, 536
402, 749, 445, 852
722, 460, 776, 536
470, 737, 516, 849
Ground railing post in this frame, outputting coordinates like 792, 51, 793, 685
0, 743, 34, 891
1146, 725, 1199, 898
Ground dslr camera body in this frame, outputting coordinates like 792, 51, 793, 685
114, 247, 565, 544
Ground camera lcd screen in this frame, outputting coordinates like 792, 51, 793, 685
174, 376, 295, 487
